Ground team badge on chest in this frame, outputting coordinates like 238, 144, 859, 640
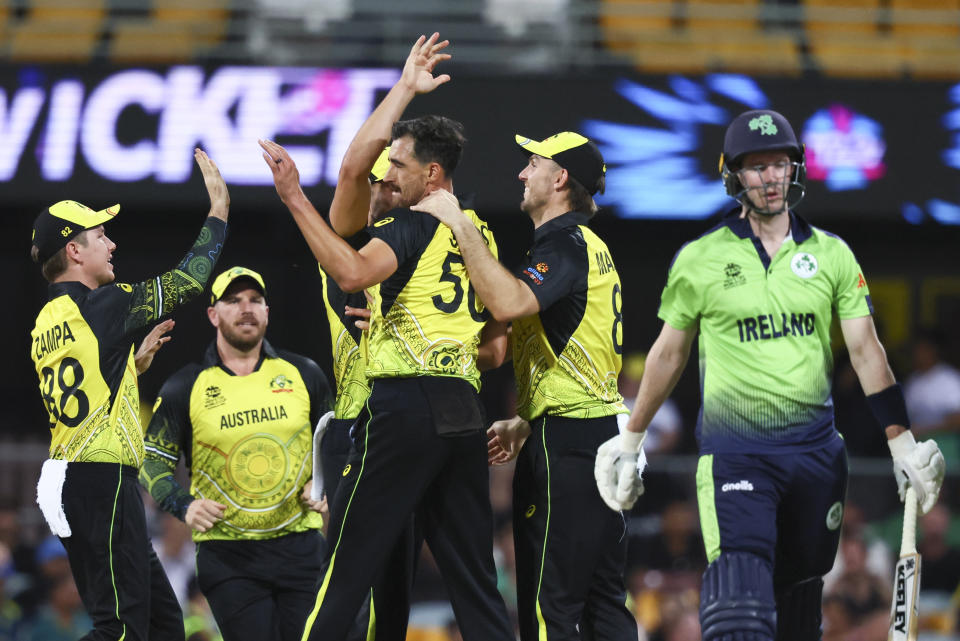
790, 252, 819, 279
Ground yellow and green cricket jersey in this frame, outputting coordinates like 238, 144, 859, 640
660, 210, 872, 454
319, 265, 372, 420
364, 205, 495, 391
30, 218, 227, 467
140, 341, 332, 541
511, 211, 626, 421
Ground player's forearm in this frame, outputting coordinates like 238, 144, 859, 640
285, 192, 372, 291
124, 217, 227, 333
139, 457, 194, 521
331, 84, 415, 235
449, 218, 532, 322
626, 329, 693, 434
848, 338, 897, 395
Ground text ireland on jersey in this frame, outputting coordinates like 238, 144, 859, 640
736, 313, 815, 343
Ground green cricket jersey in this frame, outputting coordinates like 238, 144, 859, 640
660, 210, 872, 454
512, 211, 627, 421
140, 341, 332, 541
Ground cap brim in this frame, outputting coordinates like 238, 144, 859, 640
515, 134, 552, 159
47, 201, 120, 228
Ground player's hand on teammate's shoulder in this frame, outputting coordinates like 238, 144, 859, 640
194, 148, 229, 221
486, 416, 531, 465
400, 32, 452, 96
410, 188, 462, 226
888, 430, 946, 514
185, 498, 226, 533
259, 139, 304, 205
134, 319, 175, 375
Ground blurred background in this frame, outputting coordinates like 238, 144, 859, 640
2, 0, 960, 639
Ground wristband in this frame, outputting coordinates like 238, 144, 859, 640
865, 383, 911, 430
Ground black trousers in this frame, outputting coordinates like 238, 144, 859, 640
60, 463, 184, 641
303, 378, 513, 641
197, 530, 325, 641
514, 415, 637, 641
321, 417, 419, 641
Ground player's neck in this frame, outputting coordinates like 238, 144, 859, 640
55, 266, 101, 290
217, 338, 263, 376
529, 198, 572, 229
743, 207, 790, 259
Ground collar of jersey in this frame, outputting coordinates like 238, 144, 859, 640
202, 338, 277, 372
534, 210, 590, 242
48, 280, 101, 301
721, 207, 812, 244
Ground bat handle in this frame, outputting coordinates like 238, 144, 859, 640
901, 486, 918, 556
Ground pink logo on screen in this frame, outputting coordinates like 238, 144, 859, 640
802, 105, 886, 191
279, 70, 351, 135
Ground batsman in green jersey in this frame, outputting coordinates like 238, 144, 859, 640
595, 109, 946, 641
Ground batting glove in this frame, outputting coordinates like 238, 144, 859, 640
888, 430, 946, 515
595, 420, 647, 512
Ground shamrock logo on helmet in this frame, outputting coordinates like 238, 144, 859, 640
749, 115, 778, 136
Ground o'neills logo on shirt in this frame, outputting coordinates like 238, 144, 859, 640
220, 405, 288, 429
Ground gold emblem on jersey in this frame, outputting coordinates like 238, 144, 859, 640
536, 262, 549, 273
226, 433, 288, 496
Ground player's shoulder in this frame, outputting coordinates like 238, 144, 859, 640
273, 348, 327, 386
159, 362, 206, 400
806, 224, 856, 255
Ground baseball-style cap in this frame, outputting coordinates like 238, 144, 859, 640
515, 132, 606, 195
210, 266, 267, 304
31, 200, 120, 263
370, 146, 391, 183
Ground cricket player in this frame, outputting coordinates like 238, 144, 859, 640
413, 131, 637, 640
594, 109, 946, 641
30, 149, 229, 641
140, 266, 332, 641
261, 34, 512, 641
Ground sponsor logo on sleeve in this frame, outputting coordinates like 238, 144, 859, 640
524, 267, 544, 285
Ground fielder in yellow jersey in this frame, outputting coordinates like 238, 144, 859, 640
262, 103, 512, 639
29, 149, 229, 641
140, 267, 332, 641
415, 131, 636, 641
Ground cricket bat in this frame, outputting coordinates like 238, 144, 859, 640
888, 486, 921, 641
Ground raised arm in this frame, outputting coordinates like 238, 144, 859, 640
261, 139, 398, 292
412, 190, 539, 321
122, 149, 229, 334
330, 33, 452, 237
